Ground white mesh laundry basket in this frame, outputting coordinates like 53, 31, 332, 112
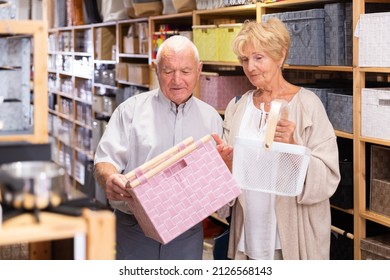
232, 100, 311, 196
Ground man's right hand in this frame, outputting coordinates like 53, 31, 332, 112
105, 173, 132, 201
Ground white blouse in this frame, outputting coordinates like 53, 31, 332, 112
236, 91, 281, 260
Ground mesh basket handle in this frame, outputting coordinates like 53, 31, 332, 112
127, 134, 212, 188
125, 137, 194, 182
264, 99, 289, 150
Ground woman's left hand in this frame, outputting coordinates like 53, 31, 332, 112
275, 119, 296, 144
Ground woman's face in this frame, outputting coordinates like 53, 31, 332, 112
156, 47, 202, 105
239, 43, 282, 88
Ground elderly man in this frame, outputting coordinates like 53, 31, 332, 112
94, 35, 222, 260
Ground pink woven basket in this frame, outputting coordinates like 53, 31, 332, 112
125, 135, 241, 244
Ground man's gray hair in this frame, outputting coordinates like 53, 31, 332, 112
155, 35, 200, 67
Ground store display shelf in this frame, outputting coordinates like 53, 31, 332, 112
194, 4, 256, 16
74, 73, 93, 80
152, 11, 193, 21
74, 146, 94, 161
57, 51, 73, 56
359, 136, 390, 146
118, 53, 148, 59
74, 52, 92, 57
93, 83, 117, 90
74, 120, 92, 130
359, 67, 390, 74
56, 90, 73, 99
58, 70, 72, 76
361, 211, 390, 228
331, 205, 354, 215
284, 65, 353, 72
73, 96, 92, 105
94, 60, 116, 65
0, 209, 115, 260
56, 111, 74, 122
336, 130, 354, 139
203, 61, 241, 67
48, 108, 57, 115
259, 0, 334, 8
117, 80, 149, 88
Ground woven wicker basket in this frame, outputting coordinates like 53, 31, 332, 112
125, 135, 241, 244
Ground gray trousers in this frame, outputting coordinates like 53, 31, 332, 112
115, 210, 204, 260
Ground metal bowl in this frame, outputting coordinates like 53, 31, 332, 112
0, 161, 68, 210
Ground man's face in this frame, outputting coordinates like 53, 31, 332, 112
156, 47, 202, 105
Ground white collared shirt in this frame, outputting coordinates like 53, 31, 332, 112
94, 89, 223, 213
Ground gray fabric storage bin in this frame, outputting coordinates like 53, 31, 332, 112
263, 9, 325, 66
305, 87, 348, 111
306, 87, 328, 110
0, 0, 16, 19
324, 3, 346, 66
54, 0, 67, 27
0, 101, 24, 131
327, 92, 353, 133
344, 3, 353, 66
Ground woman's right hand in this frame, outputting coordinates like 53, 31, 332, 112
212, 133, 234, 170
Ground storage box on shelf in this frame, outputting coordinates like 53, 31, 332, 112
193, 25, 218, 61
331, 159, 354, 209
327, 92, 353, 133
362, 88, 390, 141
263, 9, 326, 66
95, 25, 116, 61
356, 12, 390, 67
262, 2, 352, 67
361, 234, 390, 260
121, 21, 149, 55
370, 145, 390, 217
193, 23, 242, 63
199, 72, 254, 110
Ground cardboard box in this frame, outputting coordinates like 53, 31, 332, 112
123, 25, 139, 54
116, 63, 128, 82
123, 36, 139, 54
128, 64, 149, 86
95, 27, 116, 60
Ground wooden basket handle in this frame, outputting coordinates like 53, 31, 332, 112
125, 137, 194, 182
127, 134, 212, 189
264, 99, 289, 150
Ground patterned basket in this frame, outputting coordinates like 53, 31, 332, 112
199, 72, 253, 110
357, 12, 390, 67
263, 9, 325, 66
361, 234, 390, 260
233, 100, 311, 196
217, 23, 242, 63
193, 25, 218, 62
370, 145, 390, 217
362, 88, 390, 141
125, 135, 241, 244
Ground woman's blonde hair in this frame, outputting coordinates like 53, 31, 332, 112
232, 18, 290, 65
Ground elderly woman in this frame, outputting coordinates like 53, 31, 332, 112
213, 18, 340, 260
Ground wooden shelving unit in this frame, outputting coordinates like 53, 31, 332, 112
0, 209, 115, 260
43, 0, 390, 259
0, 20, 48, 144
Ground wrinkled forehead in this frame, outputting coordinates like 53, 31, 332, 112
160, 48, 198, 68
